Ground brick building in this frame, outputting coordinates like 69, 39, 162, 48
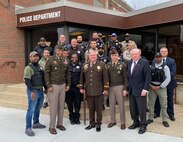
1, 0, 183, 84
0, 0, 131, 84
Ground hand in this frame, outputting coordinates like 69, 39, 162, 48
123, 90, 128, 96
80, 89, 85, 94
154, 86, 160, 90
31, 91, 36, 101
141, 90, 147, 96
103, 90, 108, 95
65, 86, 70, 92
48, 87, 54, 93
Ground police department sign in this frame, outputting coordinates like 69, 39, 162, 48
19, 11, 61, 23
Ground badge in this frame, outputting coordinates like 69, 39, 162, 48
118, 71, 120, 74
97, 66, 101, 70
78, 50, 81, 54
76, 65, 80, 69
55, 67, 57, 70
84, 64, 88, 70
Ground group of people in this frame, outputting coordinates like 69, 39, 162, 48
23, 32, 177, 137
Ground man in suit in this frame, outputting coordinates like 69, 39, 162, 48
154, 47, 177, 121
78, 49, 109, 132
44, 45, 71, 135
127, 48, 151, 134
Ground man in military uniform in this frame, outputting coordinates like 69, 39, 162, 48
107, 50, 128, 130
65, 53, 82, 125
44, 45, 71, 135
24, 51, 46, 136
78, 49, 109, 132
107, 33, 122, 56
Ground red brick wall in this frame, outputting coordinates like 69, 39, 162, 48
0, 0, 53, 84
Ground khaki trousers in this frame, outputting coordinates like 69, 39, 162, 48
48, 84, 66, 128
109, 85, 126, 125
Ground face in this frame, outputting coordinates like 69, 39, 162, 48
71, 54, 78, 63
30, 55, 39, 63
55, 49, 63, 57
89, 51, 97, 63
130, 49, 141, 61
125, 36, 130, 41
43, 50, 50, 59
59, 34, 66, 43
40, 40, 46, 46
160, 47, 168, 58
155, 56, 162, 64
128, 42, 135, 50
71, 39, 78, 48
92, 33, 98, 40
111, 36, 117, 41
63, 51, 69, 58
90, 41, 97, 49
77, 36, 82, 43
111, 53, 119, 62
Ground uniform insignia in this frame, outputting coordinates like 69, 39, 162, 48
54, 61, 58, 64
76, 65, 80, 69
84, 64, 88, 70
118, 71, 120, 74
78, 50, 81, 54
55, 67, 57, 70
97, 66, 101, 70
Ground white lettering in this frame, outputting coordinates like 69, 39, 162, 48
19, 16, 32, 23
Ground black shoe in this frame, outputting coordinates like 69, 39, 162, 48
85, 124, 95, 130
43, 102, 48, 108
147, 119, 153, 124
70, 120, 76, 125
154, 114, 160, 118
128, 123, 140, 129
96, 125, 101, 132
162, 121, 169, 127
169, 116, 175, 121
138, 126, 146, 134
75, 120, 81, 124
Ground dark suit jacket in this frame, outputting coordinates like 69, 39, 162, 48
127, 58, 151, 96
165, 57, 177, 89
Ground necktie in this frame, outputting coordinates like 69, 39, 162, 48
163, 58, 166, 64
112, 63, 116, 69
131, 62, 137, 75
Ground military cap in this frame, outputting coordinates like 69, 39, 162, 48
29, 51, 39, 57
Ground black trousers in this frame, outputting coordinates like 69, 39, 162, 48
129, 94, 147, 126
66, 87, 82, 121
87, 95, 103, 126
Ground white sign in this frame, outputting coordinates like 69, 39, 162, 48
19, 11, 61, 23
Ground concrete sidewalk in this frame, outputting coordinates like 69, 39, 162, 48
0, 106, 182, 142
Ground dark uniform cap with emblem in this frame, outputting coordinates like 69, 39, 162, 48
154, 52, 162, 58
109, 49, 118, 55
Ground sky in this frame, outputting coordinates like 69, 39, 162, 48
123, 0, 171, 10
